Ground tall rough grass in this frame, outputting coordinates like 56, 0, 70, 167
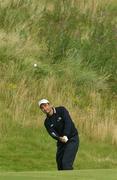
0, 0, 117, 144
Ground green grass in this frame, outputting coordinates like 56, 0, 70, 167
0, 126, 117, 171
0, 0, 117, 173
0, 169, 117, 180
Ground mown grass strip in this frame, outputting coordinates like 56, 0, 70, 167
0, 169, 117, 180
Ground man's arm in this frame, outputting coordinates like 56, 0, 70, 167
44, 122, 60, 141
44, 121, 68, 143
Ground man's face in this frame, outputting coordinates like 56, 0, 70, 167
40, 103, 52, 114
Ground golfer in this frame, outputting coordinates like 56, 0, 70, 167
38, 99, 79, 170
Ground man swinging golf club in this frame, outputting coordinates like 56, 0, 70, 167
38, 99, 79, 170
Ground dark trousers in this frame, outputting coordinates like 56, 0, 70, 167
56, 135, 79, 170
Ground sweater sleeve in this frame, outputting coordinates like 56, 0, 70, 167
44, 121, 60, 141
61, 107, 72, 137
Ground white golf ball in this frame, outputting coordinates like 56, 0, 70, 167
34, 63, 37, 67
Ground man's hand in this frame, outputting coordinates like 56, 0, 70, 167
59, 136, 68, 143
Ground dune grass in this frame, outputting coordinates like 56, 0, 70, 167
0, 0, 117, 144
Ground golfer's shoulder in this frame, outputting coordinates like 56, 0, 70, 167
55, 106, 68, 113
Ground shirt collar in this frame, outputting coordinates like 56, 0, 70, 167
46, 107, 56, 118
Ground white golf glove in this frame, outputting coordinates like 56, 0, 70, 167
59, 136, 68, 143
63, 136, 68, 142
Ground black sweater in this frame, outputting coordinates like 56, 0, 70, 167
44, 106, 78, 141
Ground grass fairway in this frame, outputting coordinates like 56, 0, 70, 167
0, 169, 117, 180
